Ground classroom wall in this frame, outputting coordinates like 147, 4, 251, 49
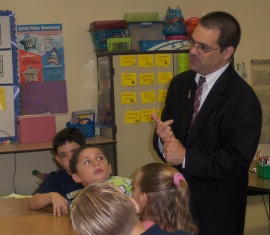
1, 0, 269, 194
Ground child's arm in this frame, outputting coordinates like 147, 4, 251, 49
28, 192, 69, 216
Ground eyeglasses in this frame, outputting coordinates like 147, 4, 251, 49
188, 39, 221, 54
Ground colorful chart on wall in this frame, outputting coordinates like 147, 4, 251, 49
17, 24, 68, 114
0, 11, 19, 143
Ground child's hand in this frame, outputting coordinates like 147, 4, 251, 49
50, 192, 69, 216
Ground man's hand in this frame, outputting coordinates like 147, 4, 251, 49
152, 113, 186, 165
151, 113, 175, 142
163, 138, 186, 165
50, 192, 69, 216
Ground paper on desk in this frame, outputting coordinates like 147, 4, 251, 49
0, 193, 32, 199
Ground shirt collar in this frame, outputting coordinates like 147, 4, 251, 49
195, 63, 230, 90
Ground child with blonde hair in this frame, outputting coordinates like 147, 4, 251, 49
70, 181, 194, 235
132, 162, 197, 234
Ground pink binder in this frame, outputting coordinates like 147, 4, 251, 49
17, 114, 56, 144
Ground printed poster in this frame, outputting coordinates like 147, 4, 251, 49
17, 24, 65, 82
17, 24, 68, 114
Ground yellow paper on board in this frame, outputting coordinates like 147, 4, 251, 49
178, 53, 189, 73
121, 92, 136, 104
138, 54, 154, 67
120, 55, 136, 66
158, 89, 167, 102
0, 87, 6, 111
141, 109, 156, 122
121, 73, 137, 86
139, 73, 155, 85
155, 54, 170, 67
125, 111, 140, 124
157, 72, 173, 84
157, 108, 163, 120
140, 91, 156, 104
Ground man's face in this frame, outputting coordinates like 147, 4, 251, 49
189, 24, 230, 76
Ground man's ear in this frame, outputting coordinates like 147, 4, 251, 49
223, 45, 235, 59
109, 164, 112, 174
130, 197, 141, 214
72, 173, 82, 183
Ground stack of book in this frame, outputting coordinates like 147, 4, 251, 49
70, 109, 95, 125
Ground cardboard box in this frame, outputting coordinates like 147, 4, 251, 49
139, 40, 189, 51
127, 22, 164, 50
17, 114, 56, 143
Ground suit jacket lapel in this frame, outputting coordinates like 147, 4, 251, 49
186, 66, 234, 144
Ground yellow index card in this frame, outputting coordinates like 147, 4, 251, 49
121, 73, 137, 86
139, 73, 155, 85
178, 53, 189, 73
0, 87, 6, 111
121, 92, 136, 104
140, 91, 156, 104
120, 55, 136, 66
157, 72, 173, 84
141, 109, 156, 123
157, 108, 163, 120
138, 54, 154, 67
125, 111, 140, 124
155, 54, 170, 67
158, 89, 167, 102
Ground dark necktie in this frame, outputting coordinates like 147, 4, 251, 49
190, 76, 206, 129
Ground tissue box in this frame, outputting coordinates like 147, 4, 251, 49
17, 114, 56, 143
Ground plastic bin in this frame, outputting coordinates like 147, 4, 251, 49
126, 22, 164, 50
66, 118, 95, 138
124, 12, 159, 22
107, 38, 131, 51
90, 29, 127, 50
256, 162, 270, 178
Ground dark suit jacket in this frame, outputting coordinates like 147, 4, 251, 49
153, 65, 262, 235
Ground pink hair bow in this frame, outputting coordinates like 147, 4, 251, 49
173, 173, 185, 186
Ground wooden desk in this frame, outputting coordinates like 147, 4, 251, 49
0, 135, 116, 154
248, 161, 270, 220
0, 135, 118, 174
0, 198, 75, 235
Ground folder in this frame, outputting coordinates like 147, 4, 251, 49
17, 113, 56, 143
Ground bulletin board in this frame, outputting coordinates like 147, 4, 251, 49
0, 11, 19, 143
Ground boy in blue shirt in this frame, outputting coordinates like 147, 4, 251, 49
28, 127, 84, 216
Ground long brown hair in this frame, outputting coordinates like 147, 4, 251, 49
136, 163, 197, 234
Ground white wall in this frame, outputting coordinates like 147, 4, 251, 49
1, 0, 269, 194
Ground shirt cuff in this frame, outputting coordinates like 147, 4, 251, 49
158, 137, 164, 154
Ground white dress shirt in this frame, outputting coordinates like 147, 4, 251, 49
159, 62, 230, 166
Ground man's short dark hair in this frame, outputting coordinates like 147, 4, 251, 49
199, 11, 241, 52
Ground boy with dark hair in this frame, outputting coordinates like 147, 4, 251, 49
28, 127, 85, 216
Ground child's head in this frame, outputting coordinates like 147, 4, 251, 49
53, 127, 86, 174
70, 181, 141, 235
132, 162, 197, 234
70, 145, 112, 187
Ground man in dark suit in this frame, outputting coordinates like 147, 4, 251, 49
152, 11, 262, 235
